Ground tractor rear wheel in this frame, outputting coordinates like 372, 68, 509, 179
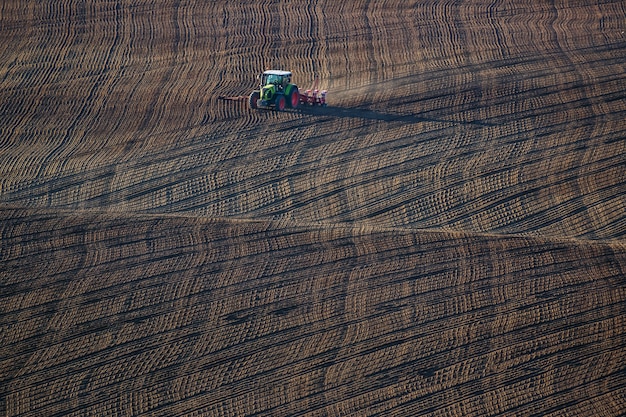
249, 91, 259, 109
288, 87, 299, 109
275, 95, 286, 111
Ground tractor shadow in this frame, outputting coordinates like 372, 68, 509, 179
297, 105, 494, 127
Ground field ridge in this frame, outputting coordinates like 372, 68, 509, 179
1, 204, 625, 248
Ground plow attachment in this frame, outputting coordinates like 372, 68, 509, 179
218, 95, 248, 102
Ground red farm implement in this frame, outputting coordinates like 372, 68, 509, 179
298, 77, 327, 107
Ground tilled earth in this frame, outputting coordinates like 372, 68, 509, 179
1, 1, 625, 416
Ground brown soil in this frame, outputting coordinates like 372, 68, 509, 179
1, 0, 625, 415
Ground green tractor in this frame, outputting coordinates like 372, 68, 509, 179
249, 70, 300, 111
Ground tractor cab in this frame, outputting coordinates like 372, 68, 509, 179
260, 70, 292, 91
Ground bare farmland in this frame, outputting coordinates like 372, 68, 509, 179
1, 0, 625, 415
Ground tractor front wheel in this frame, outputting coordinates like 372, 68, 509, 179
249, 91, 260, 109
275, 95, 286, 111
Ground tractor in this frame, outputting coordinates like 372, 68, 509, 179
249, 70, 299, 111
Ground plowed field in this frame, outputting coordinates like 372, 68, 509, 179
1, 0, 625, 416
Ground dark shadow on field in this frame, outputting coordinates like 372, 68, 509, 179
298, 105, 495, 127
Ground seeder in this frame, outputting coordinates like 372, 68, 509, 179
299, 77, 327, 107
